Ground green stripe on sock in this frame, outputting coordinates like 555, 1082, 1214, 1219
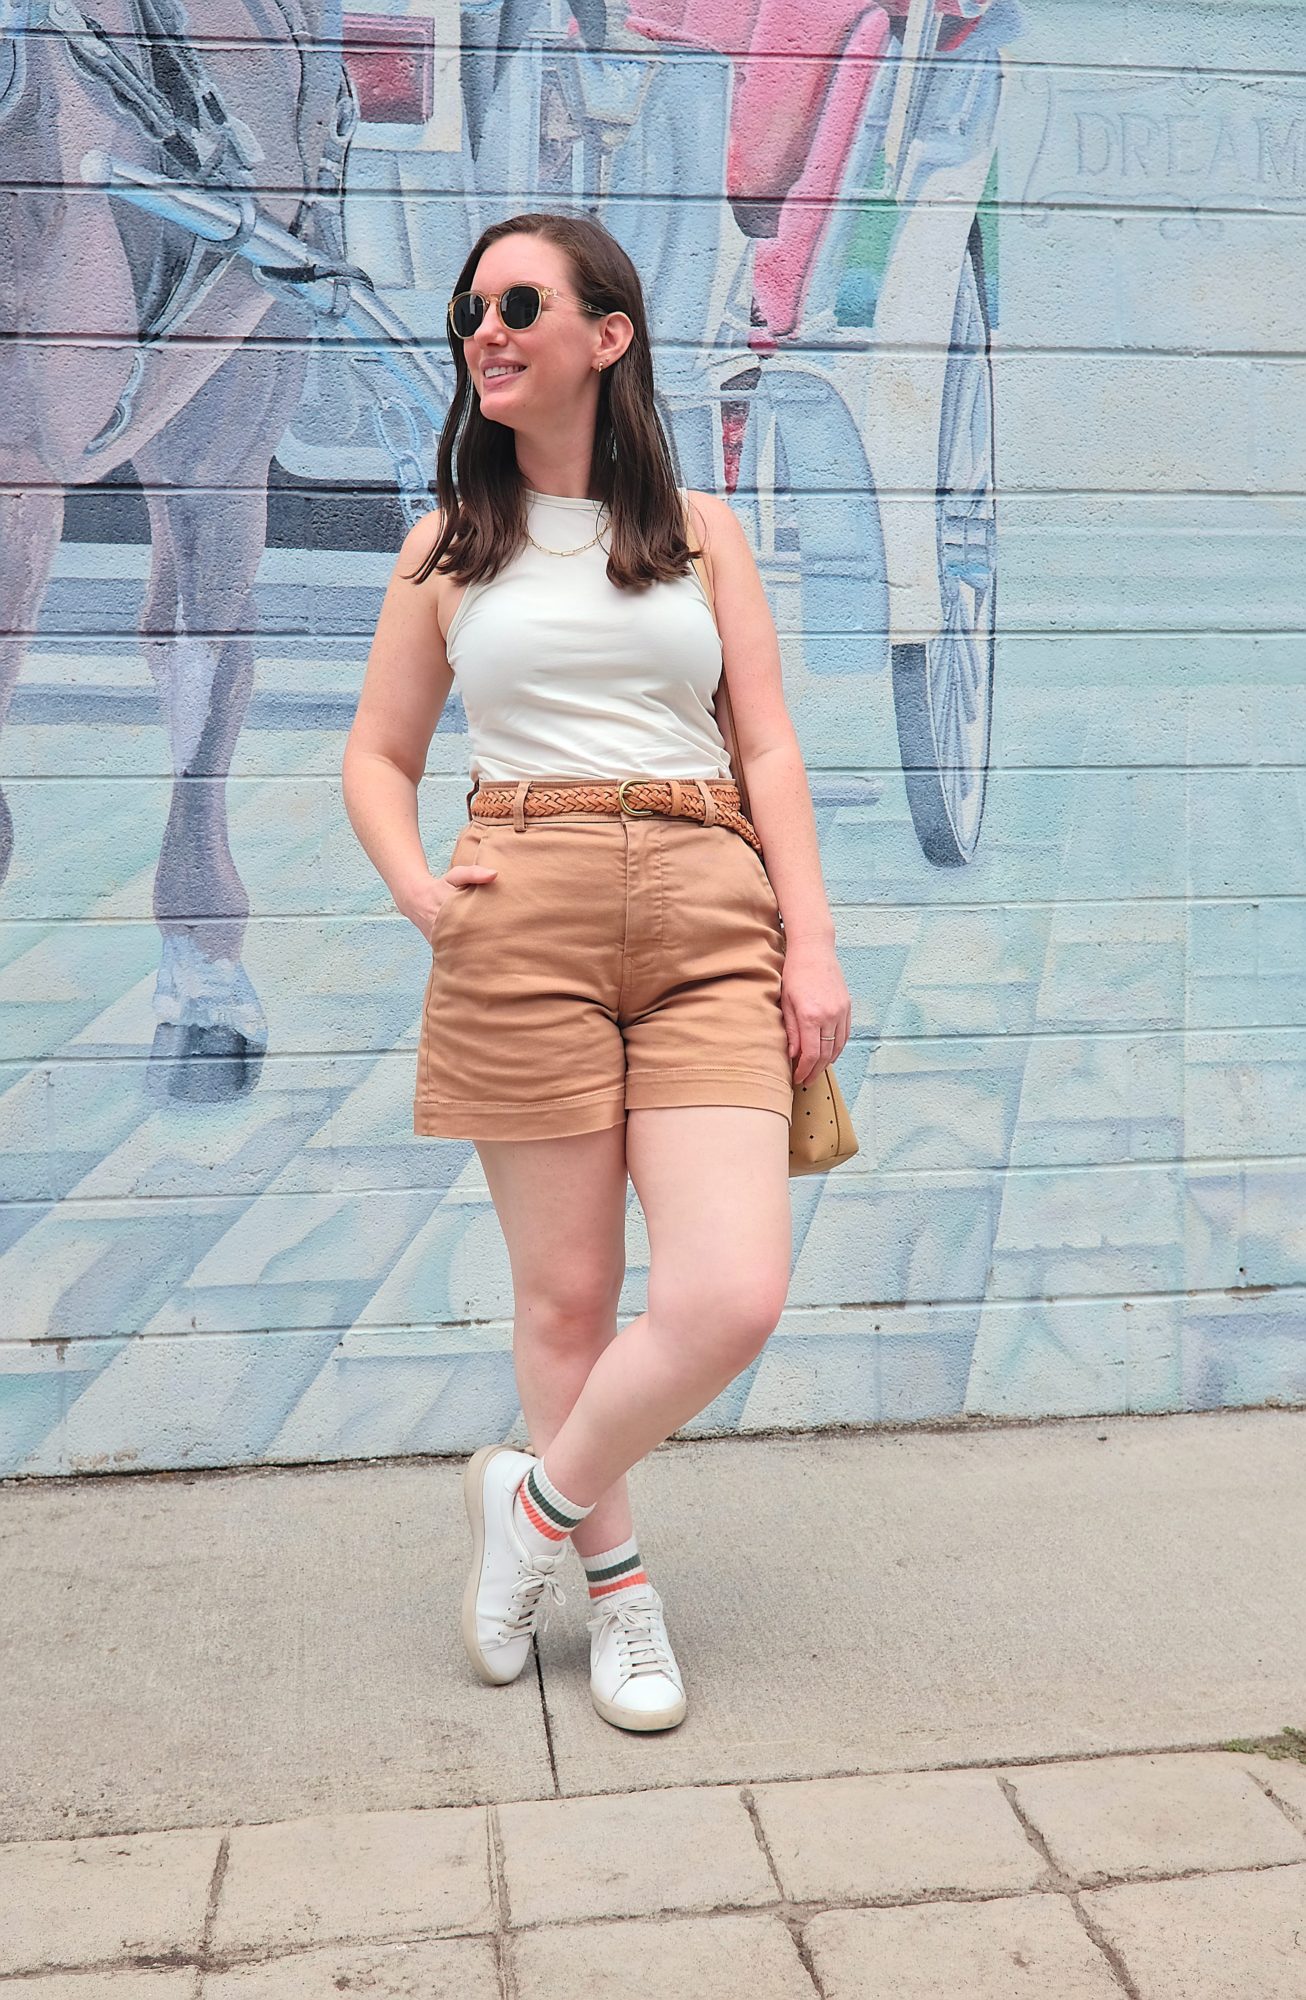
526, 1464, 585, 1530
585, 1553, 643, 1582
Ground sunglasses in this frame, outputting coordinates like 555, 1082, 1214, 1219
447, 283, 607, 341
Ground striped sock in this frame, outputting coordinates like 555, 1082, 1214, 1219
580, 1534, 651, 1607
512, 1457, 595, 1558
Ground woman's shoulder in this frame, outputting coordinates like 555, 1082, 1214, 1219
680, 489, 744, 583
397, 505, 447, 574
390, 507, 460, 619
681, 487, 738, 539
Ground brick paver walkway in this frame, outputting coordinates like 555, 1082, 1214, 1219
2, 1742, 1303, 1997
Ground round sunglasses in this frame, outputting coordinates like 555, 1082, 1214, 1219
446, 283, 607, 341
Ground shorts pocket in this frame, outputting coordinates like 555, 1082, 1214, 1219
730, 828, 776, 902
735, 835, 785, 947
431, 822, 488, 946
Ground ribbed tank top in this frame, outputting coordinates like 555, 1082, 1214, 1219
445, 488, 731, 783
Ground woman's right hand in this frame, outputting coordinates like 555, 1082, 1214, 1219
401, 860, 499, 947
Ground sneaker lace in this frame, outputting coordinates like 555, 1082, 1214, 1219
501, 1557, 566, 1641
586, 1594, 674, 1678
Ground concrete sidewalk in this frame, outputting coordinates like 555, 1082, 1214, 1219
1, 1408, 1303, 1996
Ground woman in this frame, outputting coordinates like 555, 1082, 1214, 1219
341, 211, 850, 1733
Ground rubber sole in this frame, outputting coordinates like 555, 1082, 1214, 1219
590, 1684, 688, 1731
461, 1442, 533, 1686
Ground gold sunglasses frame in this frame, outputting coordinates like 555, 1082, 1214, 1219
446, 284, 608, 338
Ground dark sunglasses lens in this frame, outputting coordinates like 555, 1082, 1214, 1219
500, 285, 543, 331
449, 293, 484, 339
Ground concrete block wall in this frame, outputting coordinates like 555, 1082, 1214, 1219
1, 0, 1303, 1475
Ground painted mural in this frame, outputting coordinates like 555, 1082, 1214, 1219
1, 0, 1302, 1476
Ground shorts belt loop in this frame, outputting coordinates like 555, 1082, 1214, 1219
512, 778, 530, 832
465, 775, 480, 821
694, 777, 716, 827
668, 778, 684, 819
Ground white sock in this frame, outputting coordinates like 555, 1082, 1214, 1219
512, 1456, 595, 1559
580, 1534, 651, 1608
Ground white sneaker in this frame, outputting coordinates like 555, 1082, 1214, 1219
461, 1444, 567, 1685
586, 1584, 687, 1731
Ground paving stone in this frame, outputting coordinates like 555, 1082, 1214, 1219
1084, 1861, 1306, 1998
749, 1770, 1047, 1904
510, 1911, 816, 1999
0, 1978, 194, 1998
804, 1896, 1123, 1997
211, 1808, 494, 1955
0, 1827, 221, 1975
496, 1786, 774, 1928
1001, 1752, 1306, 1883
201, 1935, 501, 1997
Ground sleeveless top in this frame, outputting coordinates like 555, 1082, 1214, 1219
444, 488, 732, 782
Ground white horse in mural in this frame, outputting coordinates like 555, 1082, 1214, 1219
0, 0, 355, 1100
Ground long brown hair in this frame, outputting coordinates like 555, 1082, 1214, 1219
404, 211, 700, 591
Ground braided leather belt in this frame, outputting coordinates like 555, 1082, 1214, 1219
467, 775, 764, 856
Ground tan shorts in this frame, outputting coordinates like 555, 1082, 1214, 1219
414, 804, 793, 1142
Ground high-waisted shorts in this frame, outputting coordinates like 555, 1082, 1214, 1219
413, 799, 793, 1142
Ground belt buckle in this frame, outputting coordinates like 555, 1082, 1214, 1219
617, 777, 654, 817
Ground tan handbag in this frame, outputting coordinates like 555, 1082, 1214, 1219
685, 505, 859, 1177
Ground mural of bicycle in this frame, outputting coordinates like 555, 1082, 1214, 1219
278, 0, 1025, 866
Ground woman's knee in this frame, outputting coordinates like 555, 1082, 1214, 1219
516, 1265, 624, 1356
650, 1268, 788, 1370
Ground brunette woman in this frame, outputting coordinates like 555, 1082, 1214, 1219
342, 211, 850, 1731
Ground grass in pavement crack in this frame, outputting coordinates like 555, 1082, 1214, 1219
1220, 1724, 1306, 1764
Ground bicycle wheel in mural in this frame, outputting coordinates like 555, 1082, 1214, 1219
890, 215, 997, 867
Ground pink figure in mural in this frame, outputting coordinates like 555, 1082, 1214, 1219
628, 0, 994, 338
627, 0, 1007, 871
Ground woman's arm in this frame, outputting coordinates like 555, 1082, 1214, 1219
341, 511, 469, 942
687, 489, 851, 1080
688, 489, 835, 948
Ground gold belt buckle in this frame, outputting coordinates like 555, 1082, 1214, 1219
617, 777, 655, 817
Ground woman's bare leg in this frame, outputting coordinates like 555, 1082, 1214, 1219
474, 1121, 635, 1558
477, 1104, 792, 1519
542, 1104, 792, 1500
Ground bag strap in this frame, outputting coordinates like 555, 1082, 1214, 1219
682, 490, 717, 624
682, 492, 753, 824
688, 538, 716, 624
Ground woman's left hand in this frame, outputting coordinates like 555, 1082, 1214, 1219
780, 935, 853, 1087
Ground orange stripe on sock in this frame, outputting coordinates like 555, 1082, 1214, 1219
589, 1568, 650, 1598
519, 1487, 570, 1540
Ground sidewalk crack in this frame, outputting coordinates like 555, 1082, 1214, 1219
1069, 1892, 1146, 1999
531, 1637, 562, 1797
1244, 1763, 1306, 1840
997, 1773, 1142, 1998
194, 1829, 230, 1992
992, 1773, 1075, 1891
739, 1787, 829, 1996
487, 1804, 517, 2000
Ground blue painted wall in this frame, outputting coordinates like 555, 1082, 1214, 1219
2, 0, 1303, 1475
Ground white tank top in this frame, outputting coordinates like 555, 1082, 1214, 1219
445, 487, 732, 782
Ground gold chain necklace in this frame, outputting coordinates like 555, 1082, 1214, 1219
524, 507, 607, 558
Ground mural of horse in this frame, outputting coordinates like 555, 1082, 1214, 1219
0, 0, 354, 1100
